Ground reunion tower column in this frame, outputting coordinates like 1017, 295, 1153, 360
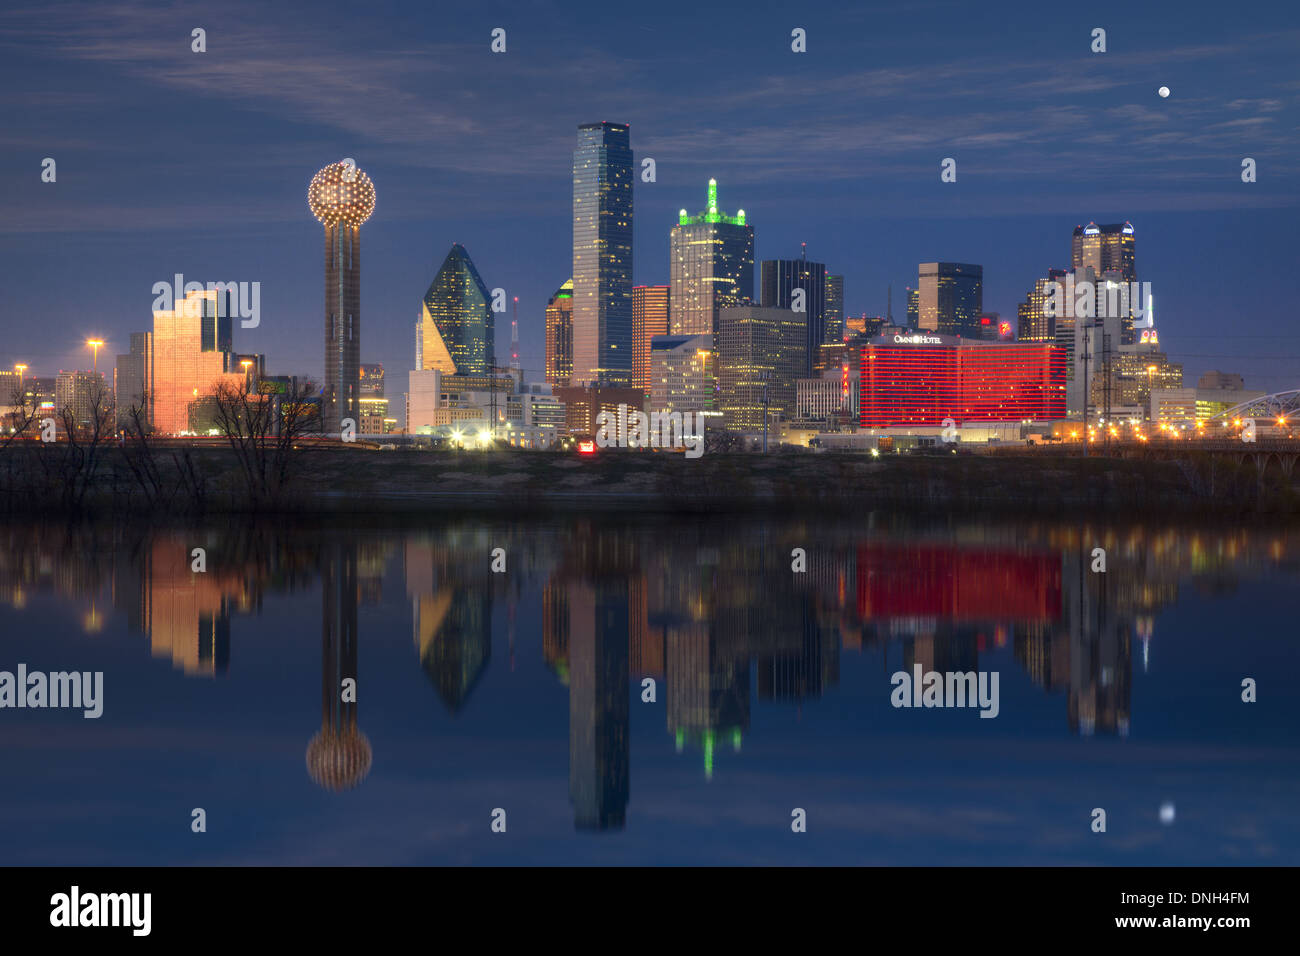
308, 160, 375, 435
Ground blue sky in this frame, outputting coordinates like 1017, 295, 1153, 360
1, 0, 1297, 392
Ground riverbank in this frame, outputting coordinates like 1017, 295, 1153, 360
4, 445, 1294, 519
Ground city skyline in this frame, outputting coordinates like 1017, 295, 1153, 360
1, 0, 1296, 397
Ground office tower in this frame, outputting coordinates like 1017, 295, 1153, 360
545, 279, 574, 387
139, 536, 233, 676
824, 274, 844, 343
916, 262, 983, 337
1090, 345, 1182, 416
649, 334, 715, 414
669, 179, 754, 336
359, 363, 385, 396
201, 291, 233, 353
568, 580, 630, 830
572, 121, 633, 386
55, 370, 109, 431
151, 289, 239, 434
1072, 222, 1135, 279
1073, 222, 1137, 344
1017, 268, 1068, 343
907, 287, 918, 328
761, 254, 826, 376
114, 331, 152, 429
417, 243, 495, 376
716, 305, 807, 431
632, 285, 670, 395
309, 160, 375, 434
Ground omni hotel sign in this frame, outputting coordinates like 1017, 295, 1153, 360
893, 334, 943, 345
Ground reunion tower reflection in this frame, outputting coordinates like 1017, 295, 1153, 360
306, 540, 372, 790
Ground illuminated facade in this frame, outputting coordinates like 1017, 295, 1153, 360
1072, 221, 1135, 280
308, 160, 375, 434
1017, 269, 1068, 343
824, 274, 844, 343
55, 370, 110, 431
669, 180, 753, 336
1090, 345, 1182, 416
151, 289, 239, 435
916, 262, 983, 337
761, 255, 825, 376
859, 336, 1065, 426
1072, 222, 1137, 343
572, 122, 633, 386
417, 243, 495, 376
716, 305, 807, 432
359, 363, 384, 396
632, 285, 669, 395
545, 279, 574, 387
649, 334, 715, 414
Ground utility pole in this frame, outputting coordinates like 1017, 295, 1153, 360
1081, 326, 1091, 459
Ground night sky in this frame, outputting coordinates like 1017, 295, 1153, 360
2, 0, 1298, 405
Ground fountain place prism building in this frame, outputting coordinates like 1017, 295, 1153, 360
308, 160, 376, 434
417, 243, 495, 376
572, 122, 633, 386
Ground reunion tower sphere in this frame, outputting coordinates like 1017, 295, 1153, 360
307, 160, 376, 227
306, 727, 373, 791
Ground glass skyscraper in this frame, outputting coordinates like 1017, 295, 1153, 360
761, 255, 826, 377
916, 262, 983, 338
669, 179, 754, 337
824, 274, 844, 343
572, 122, 633, 387
418, 243, 495, 377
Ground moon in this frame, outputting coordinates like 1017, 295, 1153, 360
1158, 86, 1171, 98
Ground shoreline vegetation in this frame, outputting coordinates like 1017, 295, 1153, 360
8, 379, 1298, 521
3, 442, 1299, 520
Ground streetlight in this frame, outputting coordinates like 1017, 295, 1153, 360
86, 339, 105, 374
14, 363, 26, 384
240, 358, 254, 386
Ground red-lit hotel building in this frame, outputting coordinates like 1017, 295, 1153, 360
860, 334, 1065, 427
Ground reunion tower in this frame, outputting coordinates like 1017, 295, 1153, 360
308, 160, 375, 434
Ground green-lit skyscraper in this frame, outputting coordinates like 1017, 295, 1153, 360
572, 122, 633, 386
670, 179, 754, 337
417, 243, 495, 376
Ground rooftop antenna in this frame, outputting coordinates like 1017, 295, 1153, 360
510, 296, 520, 374
887, 283, 893, 323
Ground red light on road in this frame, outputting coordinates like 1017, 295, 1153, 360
578, 440, 595, 454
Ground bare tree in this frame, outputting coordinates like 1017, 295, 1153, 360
117, 393, 208, 512
40, 381, 115, 511
209, 377, 321, 508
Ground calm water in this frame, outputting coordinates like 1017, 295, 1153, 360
0, 516, 1296, 866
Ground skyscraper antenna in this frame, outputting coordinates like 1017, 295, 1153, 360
511, 296, 520, 372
